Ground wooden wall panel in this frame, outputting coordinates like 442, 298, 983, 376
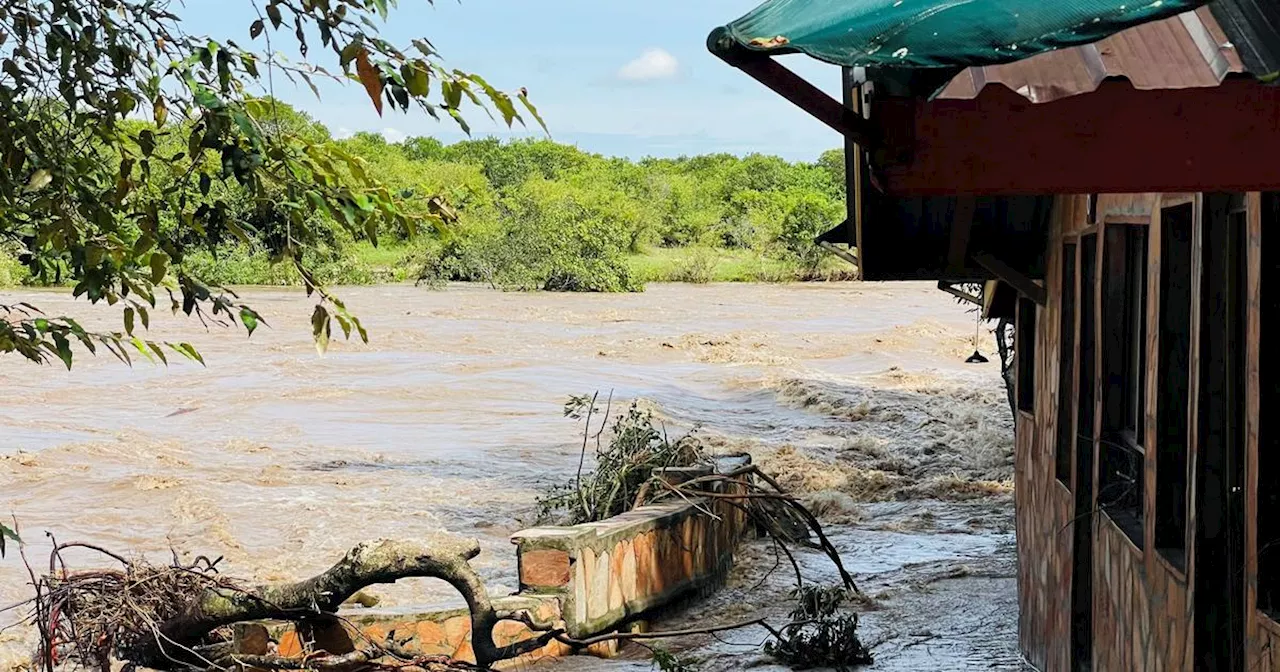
1021, 194, 1198, 670
1018, 195, 1083, 670
1092, 515, 1194, 671
1244, 193, 1270, 671
1252, 617, 1280, 671
1097, 194, 1159, 221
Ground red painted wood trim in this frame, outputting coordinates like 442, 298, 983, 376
874, 78, 1280, 195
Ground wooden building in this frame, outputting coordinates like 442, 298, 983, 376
710, 1, 1280, 669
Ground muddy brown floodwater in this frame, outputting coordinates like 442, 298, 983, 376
0, 282, 1023, 670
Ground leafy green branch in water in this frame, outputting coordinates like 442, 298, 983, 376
763, 586, 873, 670
650, 647, 699, 672
538, 394, 706, 525
0, 0, 540, 367
0, 521, 17, 557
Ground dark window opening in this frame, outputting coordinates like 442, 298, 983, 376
1155, 203, 1193, 570
1099, 223, 1147, 548
1079, 236, 1097, 443
1259, 193, 1280, 616
1056, 243, 1078, 486
1017, 297, 1037, 413
1071, 233, 1097, 670
1193, 193, 1248, 669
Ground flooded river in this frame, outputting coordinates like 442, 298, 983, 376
0, 282, 1019, 669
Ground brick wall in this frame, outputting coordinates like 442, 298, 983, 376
511, 468, 751, 638
239, 461, 753, 666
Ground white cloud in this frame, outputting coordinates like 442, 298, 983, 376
617, 48, 679, 82
334, 127, 354, 140
381, 127, 407, 143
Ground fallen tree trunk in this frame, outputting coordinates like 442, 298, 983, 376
36, 536, 552, 672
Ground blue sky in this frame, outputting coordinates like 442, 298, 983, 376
178, 1, 845, 161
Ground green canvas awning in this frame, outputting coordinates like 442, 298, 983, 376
712, 0, 1210, 69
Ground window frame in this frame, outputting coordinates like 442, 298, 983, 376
1154, 200, 1195, 570
1099, 220, 1149, 548
1055, 241, 1078, 487
1017, 296, 1037, 414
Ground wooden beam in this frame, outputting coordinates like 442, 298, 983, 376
842, 66, 867, 281
1103, 215, 1154, 225
708, 29, 879, 147
973, 252, 1047, 306
1162, 193, 1198, 208
819, 241, 861, 268
946, 197, 977, 275
873, 77, 1280, 195
937, 280, 982, 306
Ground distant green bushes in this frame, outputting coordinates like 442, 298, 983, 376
400, 137, 850, 291
1, 124, 852, 292
0, 247, 29, 288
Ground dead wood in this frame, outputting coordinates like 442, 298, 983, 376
649, 465, 860, 595
23, 536, 548, 672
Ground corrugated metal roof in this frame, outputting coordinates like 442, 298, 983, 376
937, 7, 1248, 102
1210, 0, 1280, 79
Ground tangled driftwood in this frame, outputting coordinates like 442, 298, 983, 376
17, 536, 554, 672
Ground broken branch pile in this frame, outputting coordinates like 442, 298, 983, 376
16, 536, 551, 672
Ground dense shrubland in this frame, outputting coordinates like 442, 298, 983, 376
1, 113, 850, 292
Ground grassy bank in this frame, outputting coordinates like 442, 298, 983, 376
1, 245, 858, 290
627, 247, 856, 284
178, 243, 430, 287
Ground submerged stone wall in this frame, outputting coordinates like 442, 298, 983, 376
245, 457, 753, 666
512, 464, 750, 638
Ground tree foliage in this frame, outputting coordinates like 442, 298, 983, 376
403, 139, 849, 287
0, 0, 541, 367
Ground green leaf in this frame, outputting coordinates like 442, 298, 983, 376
193, 84, 222, 110
172, 342, 205, 366
518, 91, 549, 134
0, 522, 18, 557
350, 315, 369, 344
391, 84, 409, 110
266, 3, 283, 28
124, 307, 135, 336
150, 252, 168, 284
147, 341, 168, 365
411, 39, 436, 58
153, 98, 168, 127
115, 89, 137, 115
250, 19, 265, 38
139, 129, 156, 156
240, 307, 259, 336
131, 336, 154, 362
52, 332, 73, 369
103, 339, 132, 366
311, 304, 331, 355
442, 79, 462, 110
305, 191, 332, 218
403, 62, 429, 97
